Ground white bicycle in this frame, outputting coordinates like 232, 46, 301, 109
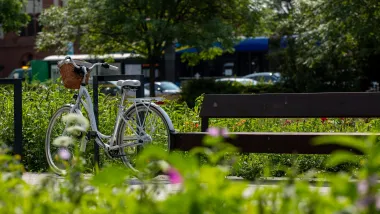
45, 56, 175, 175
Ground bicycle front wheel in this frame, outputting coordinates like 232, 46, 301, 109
45, 105, 79, 175
116, 104, 173, 170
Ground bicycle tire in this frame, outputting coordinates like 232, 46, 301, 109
45, 105, 80, 175
116, 103, 173, 170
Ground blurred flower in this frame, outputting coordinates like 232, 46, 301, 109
62, 113, 89, 130
53, 136, 73, 147
207, 127, 219, 137
167, 167, 183, 184
157, 160, 183, 184
368, 174, 378, 185
320, 117, 328, 123
376, 196, 380, 210
220, 128, 228, 137
67, 125, 87, 137
58, 148, 71, 160
207, 127, 229, 137
357, 180, 368, 195
284, 119, 292, 125
356, 197, 373, 210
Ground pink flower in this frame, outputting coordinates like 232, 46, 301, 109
220, 128, 228, 137
167, 167, 183, 184
376, 197, 380, 210
58, 148, 71, 160
357, 180, 368, 195
206, 127, 229, 137
207, 127, 220, 137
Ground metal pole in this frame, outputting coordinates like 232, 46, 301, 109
13, 79, 23, 157
93, 76, 100, 169
136, 75, 144, 98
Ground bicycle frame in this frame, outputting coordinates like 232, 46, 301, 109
71, 83, 145, 152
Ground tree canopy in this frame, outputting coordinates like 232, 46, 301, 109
0, 0, 29, 34
36, 0, 262, 96
263, 0, 380, 91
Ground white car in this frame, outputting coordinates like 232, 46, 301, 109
215, 78, 257, 86
242, 72, 281, 84
144, 81, 181, 97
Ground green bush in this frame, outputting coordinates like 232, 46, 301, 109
180, 79, 290, 108
0, 129, 379, 213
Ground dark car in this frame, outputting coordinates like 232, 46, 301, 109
8, 67, 33, 80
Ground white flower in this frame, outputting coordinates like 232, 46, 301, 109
62, 113, 89, 130
66, 125, 87, 136
53, 136, 73, 147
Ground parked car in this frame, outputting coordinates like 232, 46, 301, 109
8, 67, 32, 80
98, 81, 150, 97
242, 72, 281, 84
215, 77, 257, 86
144, 81, 181, 97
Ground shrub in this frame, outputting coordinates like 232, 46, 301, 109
0, 128, 379, 213
180, 79, 290, 108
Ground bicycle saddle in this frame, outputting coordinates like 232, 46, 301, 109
117, 80, 141, 88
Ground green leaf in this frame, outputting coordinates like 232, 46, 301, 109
312, 135, 369, 154
90, 166, 130, 187
325, 150, 358, 167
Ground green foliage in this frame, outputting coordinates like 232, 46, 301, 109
36, 0, 262, 96
0, 0, 30, 33
1, 125, 380, 213
180, 79, 290, 108
264, 0, 380, 92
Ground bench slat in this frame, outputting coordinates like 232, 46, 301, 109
170, 132, 377, 154
200, 93, 380, 118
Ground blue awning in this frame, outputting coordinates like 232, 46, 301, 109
176, 47, 198, 54
233, 37, 269, 52
176, 37, 269, 54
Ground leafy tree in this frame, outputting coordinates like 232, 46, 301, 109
36, 0, 260, 96
0, 0, 30, 33
265, 0, 380, 92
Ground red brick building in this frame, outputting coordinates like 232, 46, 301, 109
0, 0, 68, 78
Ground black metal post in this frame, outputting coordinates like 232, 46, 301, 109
13, 79, 23, 157
201, 117, 209, 132
93, 76, 100, 169
0, 79, 23, 158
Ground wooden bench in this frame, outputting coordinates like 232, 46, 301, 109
170, 92, 380, 154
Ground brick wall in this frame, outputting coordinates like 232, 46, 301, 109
0, 0, 58, 78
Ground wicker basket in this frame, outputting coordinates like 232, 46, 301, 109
58, 62, 90, 89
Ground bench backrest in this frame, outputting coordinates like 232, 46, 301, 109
199, 93, 380, 131
200, 93, 380, 118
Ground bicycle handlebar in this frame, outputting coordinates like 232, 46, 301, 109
63, 56, 120, 85
64, 56, 119, 71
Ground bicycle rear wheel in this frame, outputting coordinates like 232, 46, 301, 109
116, 104, 173, 170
